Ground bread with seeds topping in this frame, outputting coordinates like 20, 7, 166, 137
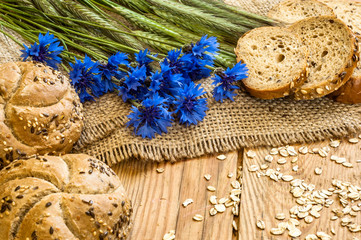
0, 154, 132, 240
289, 16, 359, 99
318, 0, 361, 103
235, 26, 308, 99
0, 61, 84, 169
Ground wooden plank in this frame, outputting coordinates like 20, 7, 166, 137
112, 151, 239, 240
239, 139, 361, 240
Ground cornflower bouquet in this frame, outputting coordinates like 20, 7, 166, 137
20, 32, 248, 139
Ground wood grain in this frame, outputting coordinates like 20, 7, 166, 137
112, 151, 239, 240
239, 139, 361, 240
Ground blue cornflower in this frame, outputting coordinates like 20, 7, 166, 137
69, 55, 104, 102
212, 62, 248, 102
174, 82, 208, 126
191, 35, 219, 60
150, 62, 183, 100
135, 49, 156, 75
98, 52, 129, 93
127, 93, 173, 139
182, 35, 220, 82
118, 65, 147, 102
20, 31, 64, 69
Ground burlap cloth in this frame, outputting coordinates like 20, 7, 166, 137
1, 0, 361, 166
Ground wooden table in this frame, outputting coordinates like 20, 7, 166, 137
112, 138, 361, 240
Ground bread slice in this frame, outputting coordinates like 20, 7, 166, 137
268, 0, 335, 25
319, 0, 361, 103
289, 16, 359, 99
235, 26, 308, 99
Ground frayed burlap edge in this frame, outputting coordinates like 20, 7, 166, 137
81, 116, 361, 166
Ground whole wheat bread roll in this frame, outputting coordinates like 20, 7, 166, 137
235, 26, 308, 99
0, 62, 84, 169
319, 0, 361, 103
289, 16, 360, 99
0, 154, 132, 240
268, 0, 335, 25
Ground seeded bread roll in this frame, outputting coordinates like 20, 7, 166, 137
0, 61, 84, 169
268, 0, 335, 25
289, 16, 360, 99
0, 154, 132, 240
319, 0, 361, 103
235, 26, 308, 99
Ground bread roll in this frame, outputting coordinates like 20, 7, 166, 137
0, 62, 84, 169
0, 154, 132, 240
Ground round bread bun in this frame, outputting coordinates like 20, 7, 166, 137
0, 154, 132, 240
0, 61, 84, 169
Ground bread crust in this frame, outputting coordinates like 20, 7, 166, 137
289, 16, 360, 100
0, 62, 84, 168
235, 26, 308, 99
0, 154, 133, 240
329, 75, 361, 104
268, 0, 335, 25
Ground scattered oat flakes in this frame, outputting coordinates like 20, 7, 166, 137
299, 146, 308, 154
258, 164, 268, 170
270, 148, 278, 155
246, 150, 256, 158
231, 180, 241, 189
288, 228, 301, 238
264, 155, 273, 162
305, 234, 318, 240
209, 208, 217, 216
316, 231, 332, 240
349, 138, 359, 144
232, 220, 238, 231
182, 199, 193, 207
204, 174, 211, 181
156, 168, 165, 173
270, 227, 285, 235
318, 149, 327, 158
163, 230, 176, 240
279, 149, 289, 157
215, 204, 226, 213
217, 154, 227, 161
304, 216, 313, 224
227, 173, 233, 178
314, 167, 322, 175
275, 213, 286, 220
192, 214, 203, 221
207, 186, 216, 192
282, 175, 294, 182
356, 160, 361, 163
209, 195, 217, 205
256, 220, 265, 230
277, 158, 287, 165
218, 197, 228, 204
292, 165, 298, 172
291, 157, 298, 163
248, 165, 259, 172
342, 162, 353, 168
330, 139, 340, 148
336, 157, 346, 164
331, 228, 335, 235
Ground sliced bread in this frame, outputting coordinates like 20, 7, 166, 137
289, 16, 359, 100
235, 26, 308, 99
319, 0, 361, 103
268, 0, 335, 25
